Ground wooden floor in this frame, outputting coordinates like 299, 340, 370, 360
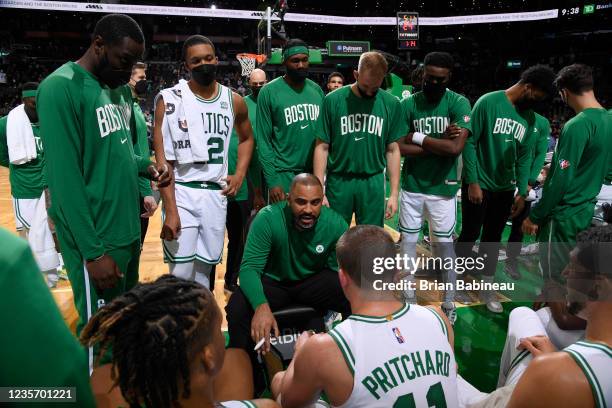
0, 166, 231, 332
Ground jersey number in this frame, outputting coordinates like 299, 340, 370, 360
207, 137, 224, 164
393, 381, 446, 408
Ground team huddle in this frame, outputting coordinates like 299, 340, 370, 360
1, 12, 611, 408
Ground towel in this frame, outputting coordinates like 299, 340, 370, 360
7, 104, 37, 165
28, 192, 60, 272
159, 79, 210, 164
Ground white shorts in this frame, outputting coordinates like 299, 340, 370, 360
399, 191, 457, 239
12, 195, 42, 231
163, 182, 227, 265
593, 184, 612, 225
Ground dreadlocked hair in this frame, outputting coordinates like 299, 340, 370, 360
80, 275, 218, 408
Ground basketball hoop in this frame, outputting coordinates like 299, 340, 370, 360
237, 53, 267, 77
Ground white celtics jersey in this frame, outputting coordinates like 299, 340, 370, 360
329, 304, 458, 408
160, 82, 234, 184
564, 340, 612, 408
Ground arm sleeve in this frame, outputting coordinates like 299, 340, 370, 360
37, 76, 105, 260
462, 96, 485, 184
325, 216, 349, 270
451, 95, 473, 133
387, 97, 407, 144
317, 95, 332, 143
530, 121, 588, 224
529, 119, 551, 185
238, 212, 273, 308
254, 87, 280, 188
0, 240, 95, 403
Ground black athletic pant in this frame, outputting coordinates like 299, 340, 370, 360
506, 200, 532, 262
456, 183, 514, 277
225, 199, 252, 288
226, 270, 351, 351
139, 197, 149, 247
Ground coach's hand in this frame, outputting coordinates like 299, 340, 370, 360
522, 217, 539, 236
511, 195, 525, 218
148, 163, 172, 188
468, 183, 483, 204
222, 174, 244, 197
87, 254, 123, 292
385, 193, 398, 219
442, 124, 462, 139
269, 186, 286, 203
141, 196, 158, 218
518, 335, 557, 357
253, 189, 266, 212
161, 212, 181, 241
251, 303, 280, 355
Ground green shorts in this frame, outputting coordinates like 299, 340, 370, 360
274, 170, 304, 194
537, 205, 593, 286
326, 172, 385, 226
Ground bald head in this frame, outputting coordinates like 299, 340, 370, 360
290, 173, 322, 192
249, 69, 267, 86
288, 173, 323, 230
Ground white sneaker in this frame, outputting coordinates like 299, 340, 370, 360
481, 290, 503, 313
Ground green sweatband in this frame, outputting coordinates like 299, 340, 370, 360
22, 90, 37, 98
282, 45, 309, 62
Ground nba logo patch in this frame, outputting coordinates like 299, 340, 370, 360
463, 115, 470, 123
392, 327, 405, 344
559, 159, 571, 169
221, 101, 229, 110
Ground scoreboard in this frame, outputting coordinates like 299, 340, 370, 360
397, 12, 419, 49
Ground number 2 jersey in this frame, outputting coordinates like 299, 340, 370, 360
329, 303, 458, 408
159, 82, 235, 184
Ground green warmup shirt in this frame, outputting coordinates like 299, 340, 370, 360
37, 62, 152, 261
0, 115, 47, 198
133, 98, 153, 197
228, 93, 262, 202
239, 201, 348, 308
0, 228, 95, 407
317, 85, 406, 175
462, 90, 536, 196
530, 108, 612, 224
400, 89, 472, 196
256, 77, 324, 189
529, 113, 551, 186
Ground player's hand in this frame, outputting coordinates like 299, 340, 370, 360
322, 194, 330, 207
161, 212, 181, 241
468, 183, 483, 204
269, 186, 287, 203
222, 174, 244, 197
253, 189, 266, 212
442, 124, 462, 139
86, 254, 123, 292
522, 217, 539, 236
251, 303, 280, 355
141, 196, 158, 218
385, 194, 398, 219
148, 162, 172, 188
511, 195, 525, 218
518, 335, 557, 357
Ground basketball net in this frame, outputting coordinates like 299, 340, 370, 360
237, 53, 267, 77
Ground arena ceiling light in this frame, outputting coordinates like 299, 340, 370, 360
0, 0, 559, 26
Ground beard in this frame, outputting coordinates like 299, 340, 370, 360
295, 214, 317, 230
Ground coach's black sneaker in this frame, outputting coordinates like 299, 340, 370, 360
504, 260, 522, 280
441, 301, 457, 325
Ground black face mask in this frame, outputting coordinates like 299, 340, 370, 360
357, 85, 377, 100
134, 79, 148, 96
98, 52, 131, 89
24, 104, 38, 123
192, 64, 217, 86
422, 80, 446, 102
286, 67, 308, 83
251, 86, 263, 98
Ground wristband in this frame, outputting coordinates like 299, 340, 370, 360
412, 132, 427, 146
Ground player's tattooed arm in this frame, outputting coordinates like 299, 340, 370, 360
153, 95, 180, 240
224, 92, 254, 197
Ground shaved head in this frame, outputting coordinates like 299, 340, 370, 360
290, 173, 323, 192
249, 68, 267, 85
